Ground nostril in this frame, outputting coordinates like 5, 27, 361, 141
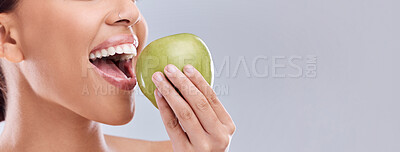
116, 19, 130, 24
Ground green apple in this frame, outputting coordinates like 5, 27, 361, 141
135, 33, 214, 109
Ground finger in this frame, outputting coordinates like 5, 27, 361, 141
163, 64, 222, 135
154, 88, 189, 147
152, 72, 207, 144
183, 65, 236, 133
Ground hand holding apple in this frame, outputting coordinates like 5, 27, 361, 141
136, 33, 235, 151
152, 64, 235, 152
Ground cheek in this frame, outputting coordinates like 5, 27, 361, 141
17, 20, 93, 105
16, 1, 100, 99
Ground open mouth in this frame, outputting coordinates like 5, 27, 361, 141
89, 43, 137, 90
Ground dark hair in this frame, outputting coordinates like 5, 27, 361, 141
0, 0, 19, 122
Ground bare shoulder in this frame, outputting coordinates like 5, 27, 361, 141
104, 134, 173, 152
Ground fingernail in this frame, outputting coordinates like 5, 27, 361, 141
185, 65, 194, 74
166, 64, 176, 73
155, 89, 163, 98
153, 72, 163, 82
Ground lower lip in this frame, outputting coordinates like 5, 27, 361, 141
90, 60, 137, 91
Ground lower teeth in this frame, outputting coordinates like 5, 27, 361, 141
89, 57, 132, 78
90, 54, 131, 62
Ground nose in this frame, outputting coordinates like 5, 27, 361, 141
106, 1, 141, 27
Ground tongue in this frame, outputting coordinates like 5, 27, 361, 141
117, 59, 133, 78
92, 59, 127, 78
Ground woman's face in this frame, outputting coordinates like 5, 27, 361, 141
10, 0, 148, 125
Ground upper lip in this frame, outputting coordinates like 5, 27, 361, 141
90, 34, 138, 55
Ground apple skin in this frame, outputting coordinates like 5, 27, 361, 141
135, 33, 214, 109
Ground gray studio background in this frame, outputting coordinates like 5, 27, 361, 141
1, 0, 399, 152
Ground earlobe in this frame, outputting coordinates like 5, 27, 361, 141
3, 43, 23, 63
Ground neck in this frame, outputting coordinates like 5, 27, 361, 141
0, 73, 110, 152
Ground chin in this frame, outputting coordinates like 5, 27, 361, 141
86, 96, 136, 126
95, 107, 135, 126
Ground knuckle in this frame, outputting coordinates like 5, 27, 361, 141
166, 117, 179, 129
179, 109, 193, 120
231, 125, 236, 135
214, 134, 230, 150
208, 93, 219, 105
188, 86, 197, 96
228, 122, 237, 135
181, 77, 192, 86
194, 72, 203, 80
201, 84, 212, 92
160, 85, 172, 95
176, 78, 185, 87
196, 98, 209, 112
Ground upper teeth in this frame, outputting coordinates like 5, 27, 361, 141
89, 43, 137, 60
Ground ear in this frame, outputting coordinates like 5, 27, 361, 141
0, 14, 24, 63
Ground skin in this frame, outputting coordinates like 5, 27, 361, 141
0, 0, 235, 151
153, 65, 236, 152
